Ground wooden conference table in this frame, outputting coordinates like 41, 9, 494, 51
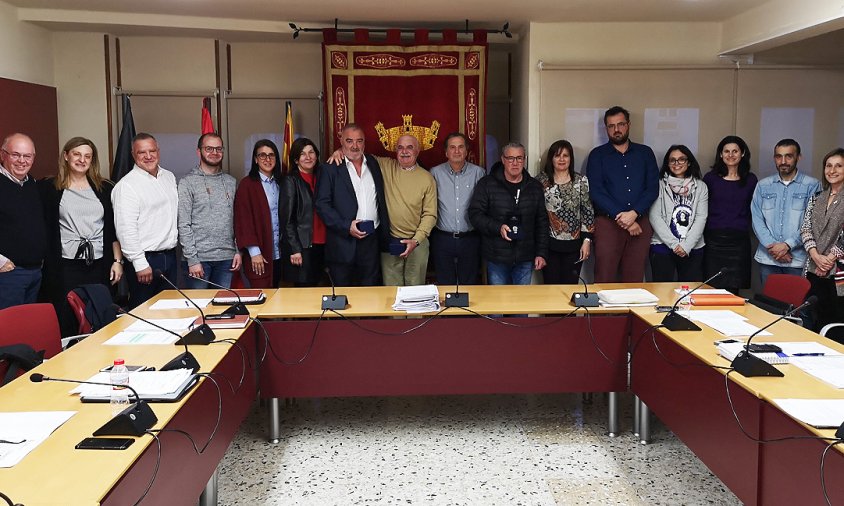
0, 290, 267, 506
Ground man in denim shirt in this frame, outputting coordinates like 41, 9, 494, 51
750, 139, 820, 285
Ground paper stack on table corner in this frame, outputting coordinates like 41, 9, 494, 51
393, 285, 441, 313
597, 288, 659, 307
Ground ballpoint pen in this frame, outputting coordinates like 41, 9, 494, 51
792, 353, 825, 357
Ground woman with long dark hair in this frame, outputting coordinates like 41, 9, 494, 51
703, 135, 757, 293
281, 138, 325, 286
535, 139, 594, 284
648, 145, 708, 282
39, 137, 122, 336
233, 139, 283, 288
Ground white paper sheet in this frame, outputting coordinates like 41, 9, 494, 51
0, 411, 76, 467
148, 298, 212, 310
773, 399, 844, 428
791, 355, 844, 389
103, 331, 180, 345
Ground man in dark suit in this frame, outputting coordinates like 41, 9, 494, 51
315, 123, 389, 286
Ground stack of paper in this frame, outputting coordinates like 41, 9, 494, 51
597, 288, 659, 307
688, 310, 770, 337
717, 341, 788, 364
392, 285, 441, 313
71, 369, 196, 401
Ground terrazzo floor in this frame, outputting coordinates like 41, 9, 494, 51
217, 393, 741, 505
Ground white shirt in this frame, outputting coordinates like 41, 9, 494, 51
345, 156, 380, 228
111, 165, 179, 271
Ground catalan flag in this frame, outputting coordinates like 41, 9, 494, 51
281, 101, 294, 173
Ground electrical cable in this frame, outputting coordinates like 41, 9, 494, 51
133, 432, 161, 506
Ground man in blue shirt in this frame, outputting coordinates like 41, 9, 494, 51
750, 138, 820, 286
586, 106, 659, 282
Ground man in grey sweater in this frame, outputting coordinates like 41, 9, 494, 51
178, 133, 241, 288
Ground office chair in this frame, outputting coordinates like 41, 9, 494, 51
0, 303, 62, 383
820, 323, 844, 345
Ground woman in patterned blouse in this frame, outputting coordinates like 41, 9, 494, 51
536, 139, 595, 284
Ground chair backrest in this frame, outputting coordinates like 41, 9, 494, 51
761, 274, 811, 309
68, 284, 117, 334
0, 303, 62, 383
820, 323, 844, 345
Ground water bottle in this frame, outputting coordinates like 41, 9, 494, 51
110, 358, 130, 415
678, 285, 691, 310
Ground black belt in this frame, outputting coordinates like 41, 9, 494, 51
146, 248, 176, 255
435, 228, 477, 238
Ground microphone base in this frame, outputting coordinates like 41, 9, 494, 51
445, 292, 469, 307
221, 303, 251, 316
731, 350, 784, 377
321, 294, 348, 310
176, 323, 216, 345
160, 351, 200, 373
93, 401, 158, 436
836, 421, 844, 440
661, 311, 702, 331
570, 292, 600, 307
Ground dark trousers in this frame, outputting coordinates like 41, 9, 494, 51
649, 248, 704, 283
543, 249, 581, 285
56, 257, 110, 336
593, 215, 653, 283
125, 249, 178, 309
430, 229, 480, 285
329, 233, 381, 287
0, 266, 41, 310
806, 273, 844, 332
704, 230, 751, 294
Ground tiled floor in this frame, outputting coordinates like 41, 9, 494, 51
218, 393, 740, 505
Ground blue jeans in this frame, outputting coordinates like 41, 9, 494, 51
182, 260, 234, 289
758, 263, 804, 287
0, 266, 42, 310
126, 250, 178, 309
487, 261, 533, 285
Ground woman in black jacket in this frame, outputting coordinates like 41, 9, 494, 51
281, 137, 325, 286
468, 143, 549, 285
39, 137, 122, 336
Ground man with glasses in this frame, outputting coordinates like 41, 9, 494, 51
750, 138, 819, 286
315, 123, 390, 286
0, 133, 47, 309
586, 106, 658, 283
469, 142, 548, 285
177, 133, 241, 288
112, 133, 179, 308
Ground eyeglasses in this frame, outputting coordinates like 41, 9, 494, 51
502, 156, 526, 163
606, 121, 629, 130
1, 149, 34, 162
256, 153, 276, 161
668, 157, 689, 166
202, 146, 224, 154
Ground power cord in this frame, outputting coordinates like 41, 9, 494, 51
133, 431, 161, 505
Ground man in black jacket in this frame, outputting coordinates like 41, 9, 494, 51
469, 142, 548, 285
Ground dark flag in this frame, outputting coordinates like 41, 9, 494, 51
111, 95, 136, 182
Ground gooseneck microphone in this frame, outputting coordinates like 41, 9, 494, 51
158, 274, 216, 344
570, 258, 599, 307
113, 304, 200, 373
30, 373, 158, 436
322, 266, 348, 310
445, 257, 469, 307
731, 295, 817, 377
661, 268, 730, 331
187, 275, 251, 315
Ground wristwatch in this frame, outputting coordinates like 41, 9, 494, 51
114, 258, 124, 264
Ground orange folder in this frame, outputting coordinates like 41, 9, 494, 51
690, 294, 746, 306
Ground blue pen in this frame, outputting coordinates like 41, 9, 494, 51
792, 353, 825, 357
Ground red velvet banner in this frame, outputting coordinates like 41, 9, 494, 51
323, 31, 487, 169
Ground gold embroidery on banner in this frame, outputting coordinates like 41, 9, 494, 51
335, 87, 347, 138
465, 52, 480, 69
375, 115, 440, 152
332, 52, 348, 69
466, 89, 477, 141
409, 54, 458, 68
356, 54, 405, 69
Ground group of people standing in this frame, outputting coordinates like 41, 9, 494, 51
1, 104, 843, 335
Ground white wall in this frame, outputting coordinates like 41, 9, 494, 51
0, 0, 53, 85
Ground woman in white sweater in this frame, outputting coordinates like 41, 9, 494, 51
648, 144, 708, 282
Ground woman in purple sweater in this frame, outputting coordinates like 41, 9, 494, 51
703, 135, 757, 294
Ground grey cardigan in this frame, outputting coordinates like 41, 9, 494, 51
800, 189, 844, 277
648, 176, 708, 252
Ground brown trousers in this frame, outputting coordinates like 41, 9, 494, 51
593, 215, 653, 283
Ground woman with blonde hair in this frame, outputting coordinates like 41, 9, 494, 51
39, 137, 122, 336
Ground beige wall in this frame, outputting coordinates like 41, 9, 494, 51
52, 32, 109, 170
0, 0, 53, 85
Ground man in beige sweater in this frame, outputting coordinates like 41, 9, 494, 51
378, 135, 437, 286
